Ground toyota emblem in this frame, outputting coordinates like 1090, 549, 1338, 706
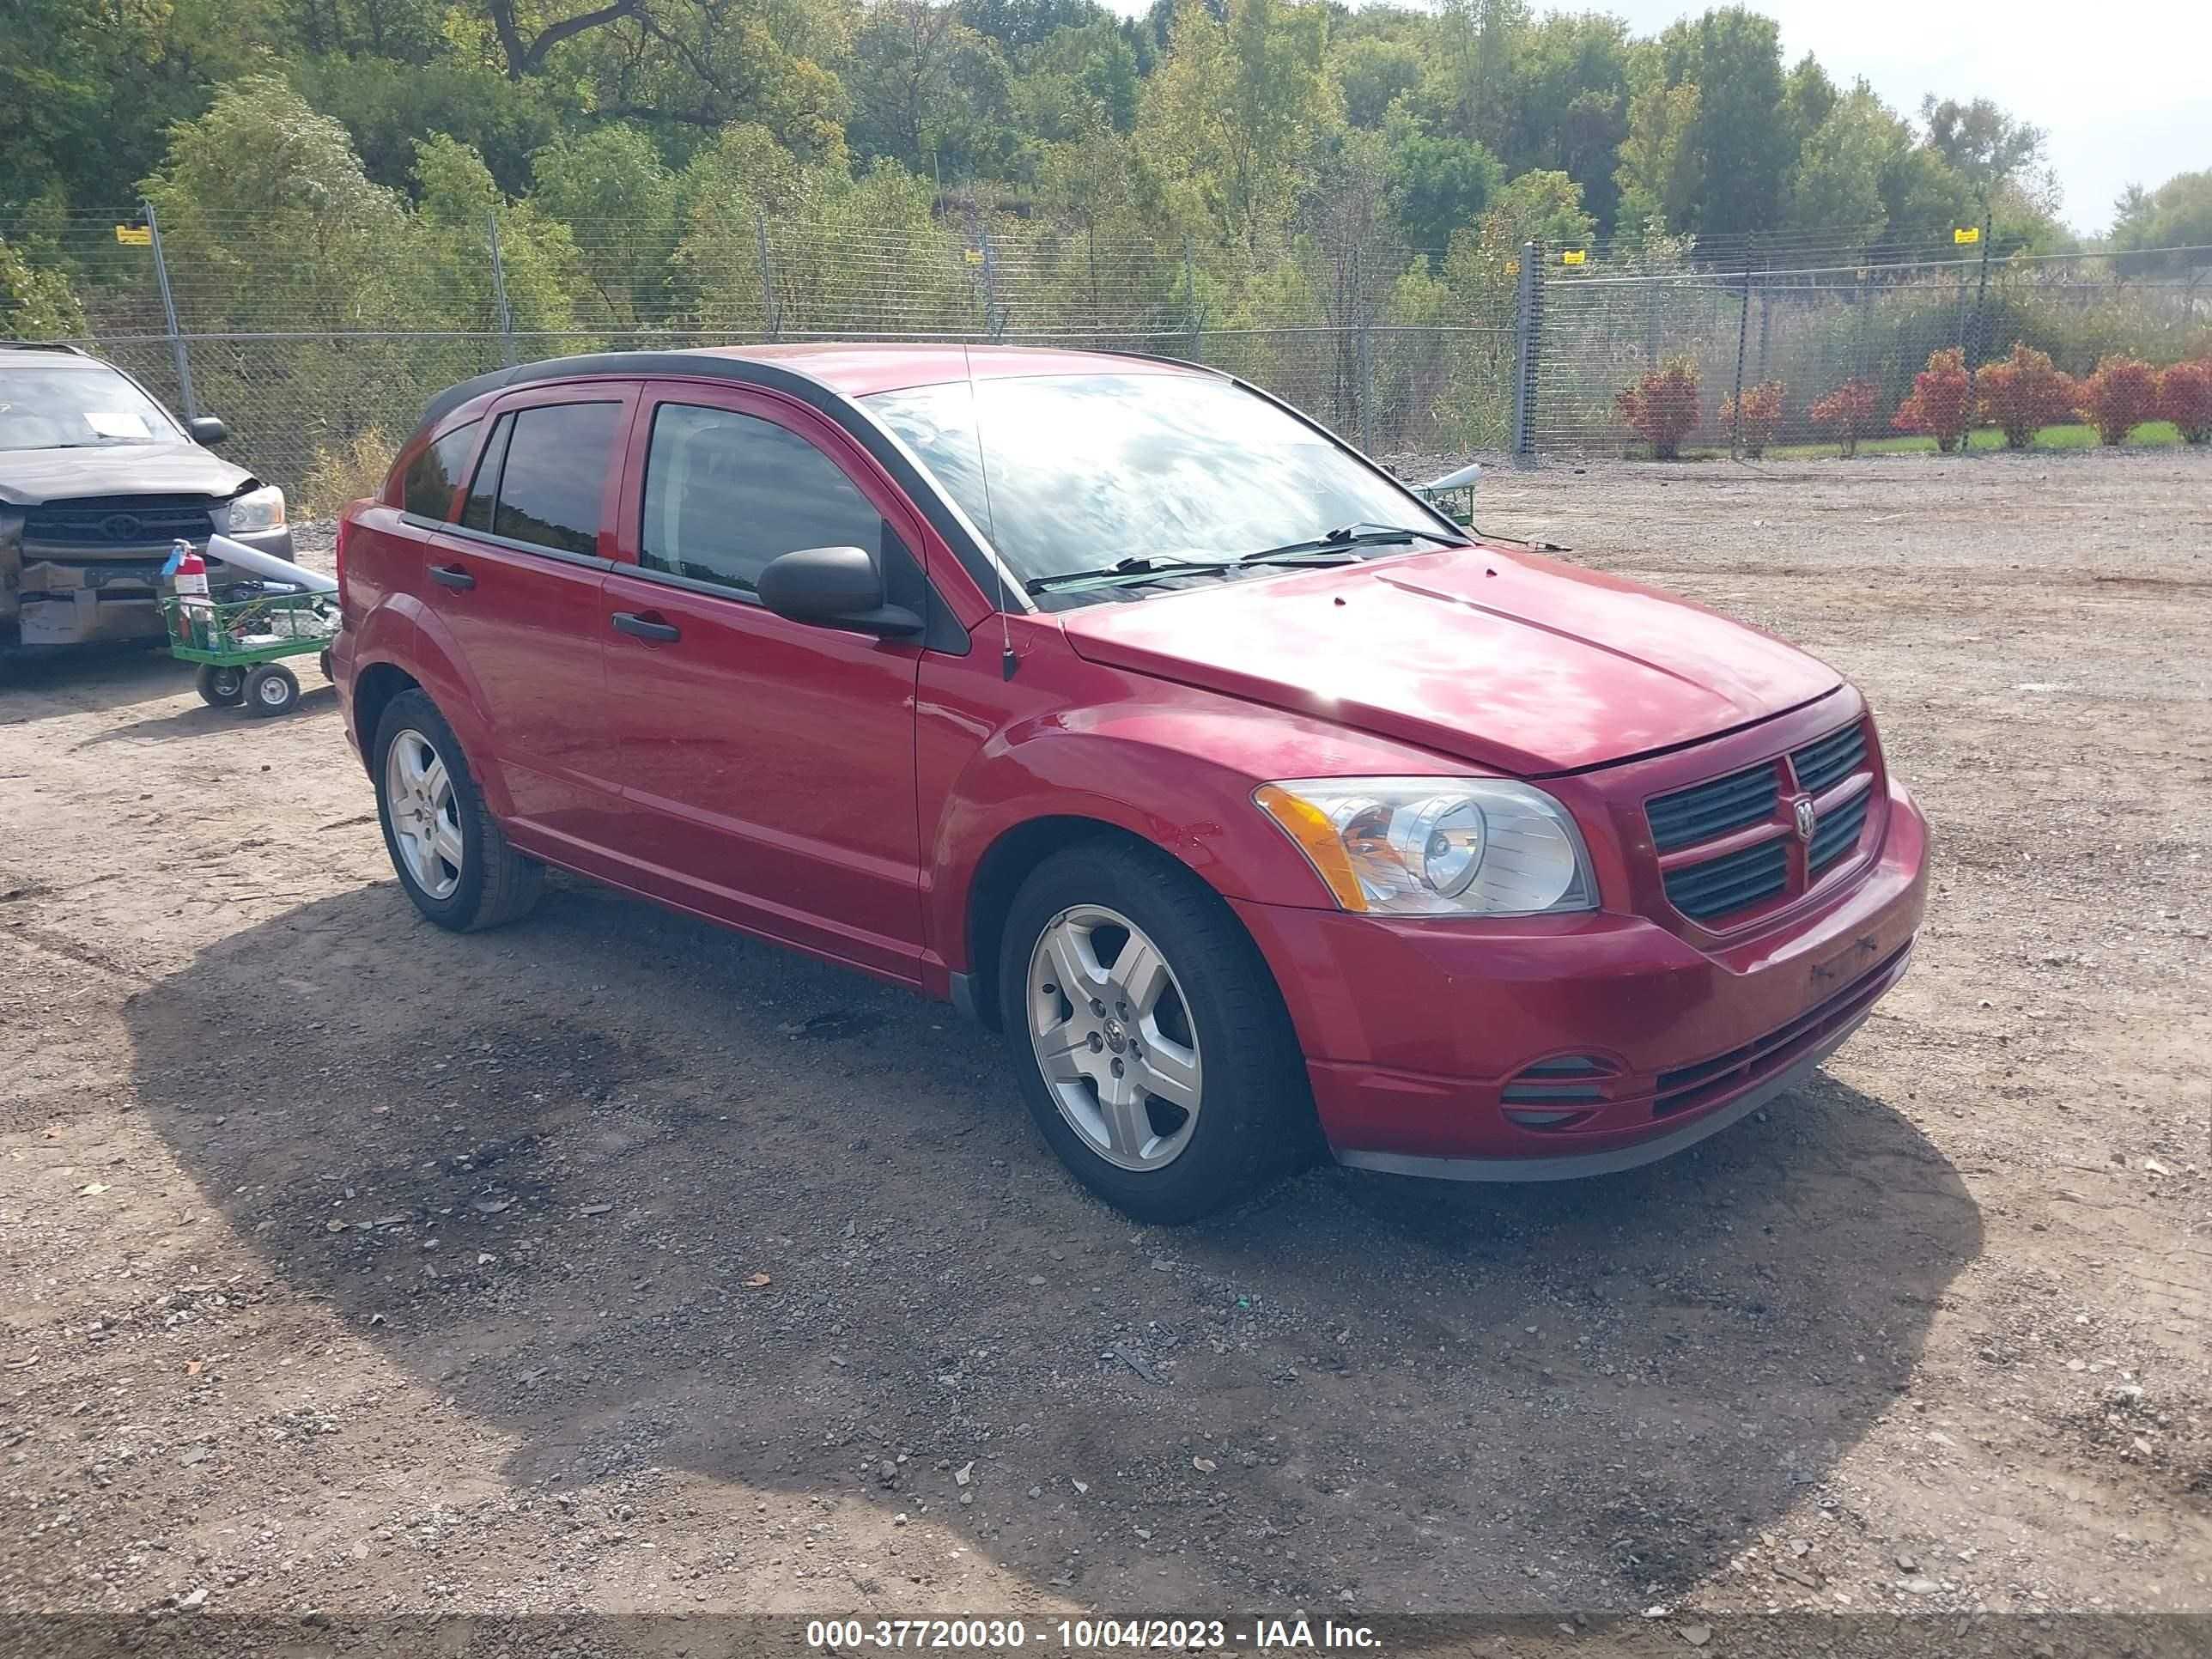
100, 512, 143, 540
1792, 796, 1816, 842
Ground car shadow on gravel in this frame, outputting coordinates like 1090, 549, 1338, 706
124, 876, 1983, 1610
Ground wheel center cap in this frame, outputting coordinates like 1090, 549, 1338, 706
1102, 1018, 1127, 1053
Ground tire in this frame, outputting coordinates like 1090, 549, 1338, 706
318, 647, 333, 682
997, 840, 1316, 1223
196, 664, 246, 707
241, 663, 300, 717
371, 688, 544, 933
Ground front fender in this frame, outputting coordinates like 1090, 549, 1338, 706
921, 679, 1462, 976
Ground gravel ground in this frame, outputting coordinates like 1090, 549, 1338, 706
0, 450, 2205, 1648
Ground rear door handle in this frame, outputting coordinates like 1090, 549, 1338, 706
611, 611, 680, 642
428, 562, 475, 591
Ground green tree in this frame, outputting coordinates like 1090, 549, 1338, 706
1658, 7, 1790, 239
1491, 168, 1595, 250
1334, 36, 1424, 131
409, 133, 582, 336
2109, 171, 2212, 276
1614, 80, 1701, 234
1497, 13, 1630, 230
139, 72, 407, 329
1920, 95, 2048, 216
0, 237, 88, 338
1139, 0, 1339, 257
848, 1, 1017, 179
1389, 130, 1504, 252
1787, 85, 1895, 242
531, 125, 680, 325
289, 53, 562, 197
1, 0, 273, 216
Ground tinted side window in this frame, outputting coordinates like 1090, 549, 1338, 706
641, 404, 881, 592
460, 414, 511, 532
491, 402, 621, 556
400, 419, 481, 520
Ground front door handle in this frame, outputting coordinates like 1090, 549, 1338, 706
428, 562, 475, 591
611, 611, 680, 642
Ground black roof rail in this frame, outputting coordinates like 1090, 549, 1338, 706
0, 338, 91, 356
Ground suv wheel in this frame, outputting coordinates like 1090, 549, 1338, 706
372, 689, 543, 932
998, 842, 1314, 1222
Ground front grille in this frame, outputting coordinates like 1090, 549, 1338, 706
1662, 838, 1789, 920
23, 495, 216, 548
1791, 720, 1868, 796
1646, 762, 1779, 853
1808, 789, 1869, 873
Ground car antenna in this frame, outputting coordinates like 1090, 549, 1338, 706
963, 344, 1017, 681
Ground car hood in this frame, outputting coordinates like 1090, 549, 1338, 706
0, 441, 252, 507
1056, 544, 1844, 775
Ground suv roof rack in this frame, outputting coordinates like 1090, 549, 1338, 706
0, 339, 91, 356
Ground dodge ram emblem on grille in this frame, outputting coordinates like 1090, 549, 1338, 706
100, 512, 143, 540
1792, 796, 1816, 841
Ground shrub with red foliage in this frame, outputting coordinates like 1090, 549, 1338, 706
1614, 356, 1702, 459
2074, 355, 2160, 446
2156, 358, 2212, 444
1721, 380, 1785, 457
1893, 347, 1972, 452
1808, 378, 1881, 457
1975, 342, 2076, 450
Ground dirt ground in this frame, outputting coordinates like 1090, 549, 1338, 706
1, 449, 2206, 1644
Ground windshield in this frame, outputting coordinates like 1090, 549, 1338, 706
0, 363, 179, 453
863, 373, 1448, 604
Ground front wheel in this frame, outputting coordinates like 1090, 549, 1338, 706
998, 842, 1316, 1222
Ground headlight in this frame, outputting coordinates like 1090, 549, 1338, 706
219, 484, 286, 534
1255, 777, 1596, 916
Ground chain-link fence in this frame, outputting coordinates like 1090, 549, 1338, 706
6, 205, 2207, 496
1529, 233, 2212, 457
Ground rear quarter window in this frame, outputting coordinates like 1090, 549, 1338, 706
398, 419, 481, 520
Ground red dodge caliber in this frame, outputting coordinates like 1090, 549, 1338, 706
333, 345, 1928, 1221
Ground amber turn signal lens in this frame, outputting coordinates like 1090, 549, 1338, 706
1253, 784, 1370, 912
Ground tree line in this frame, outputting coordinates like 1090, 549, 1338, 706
9, 0, 2206, 267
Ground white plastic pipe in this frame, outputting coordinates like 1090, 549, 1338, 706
206, 532, 338, 595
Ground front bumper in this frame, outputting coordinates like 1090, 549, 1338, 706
9, 526, 297, 648
1230, 774, 1929, 1176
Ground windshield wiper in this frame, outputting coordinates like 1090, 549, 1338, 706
1243, 521, 1466, 562
1025, 549, 1358, 596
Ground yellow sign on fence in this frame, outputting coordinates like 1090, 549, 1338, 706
1954, 225, 1981, 245
1560, 248, 1587, 266
113, 225, 151, 246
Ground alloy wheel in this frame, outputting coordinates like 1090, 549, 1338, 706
384, 728, 464, 901
1025, 904, 1203, 1171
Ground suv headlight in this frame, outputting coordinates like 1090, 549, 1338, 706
1255, 777, 1597, 916
218, 484, 286, 535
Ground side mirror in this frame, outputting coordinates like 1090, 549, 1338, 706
186, 416, 228, 447
757, 545, 922, 636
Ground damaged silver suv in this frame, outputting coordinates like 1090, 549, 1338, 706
0, 342, 291, 652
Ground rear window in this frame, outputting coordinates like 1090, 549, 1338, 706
459, 401, 621, 556
399, 419, 480, 520
495, 403, 621, 556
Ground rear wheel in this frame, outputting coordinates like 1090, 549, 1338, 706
998, 841, 1315, 1222
372, 688, 543, 932
241, 663, 300, 717
195, 664, 246, 707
